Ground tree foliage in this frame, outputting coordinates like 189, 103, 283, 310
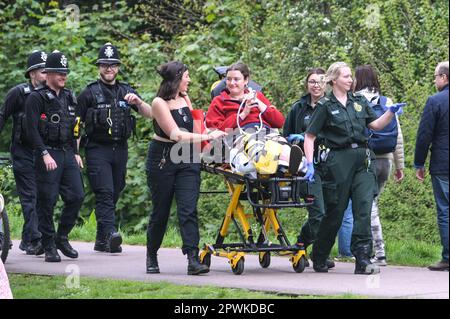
0, 0, 448, 243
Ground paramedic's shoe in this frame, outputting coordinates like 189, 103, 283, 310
370, 256, 388, 266
146, 253, 160, 274
326, 258, 335, 269
313, 260, 328, 273
354, 245, 380, 275
288, 145, 303, 175
187, 250, 209, 275
428, 260, 449, 271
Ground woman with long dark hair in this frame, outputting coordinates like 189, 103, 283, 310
146, 61, 226, 275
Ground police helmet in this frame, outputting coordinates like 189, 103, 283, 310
25, 50, 47, 78
43, 50, 70, 74
96, 42, 121, 65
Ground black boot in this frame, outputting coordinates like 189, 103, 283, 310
44, 246, 61, 262
312, 260, 328, 272
326, 258, 335, 269
19, 240, 30, 252
105, 232, 122, 253
146, 252, 160, 274
28, 240, 44, 256
56, 236, 78, 259
94, 240, 107, 252
187, 249, 209, 275
310, 249, 334, 271
354, 245, 380, 275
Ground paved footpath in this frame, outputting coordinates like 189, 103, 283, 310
5, 240, 449, 299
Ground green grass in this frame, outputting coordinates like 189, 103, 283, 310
6, 204, 442, 267
8, 273, 365, 299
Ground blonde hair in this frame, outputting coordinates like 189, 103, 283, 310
326, 61, 351, 86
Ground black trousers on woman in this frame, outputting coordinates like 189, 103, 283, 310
146, 140, 201, 255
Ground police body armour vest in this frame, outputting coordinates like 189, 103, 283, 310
37, 87, 77, 146
13, 83, 33, 144
84, 81, 135, 143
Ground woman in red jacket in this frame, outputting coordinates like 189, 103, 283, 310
205, 62, 305, 176
206, 62, 285, 132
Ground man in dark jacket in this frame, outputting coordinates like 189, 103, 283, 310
414, 61, 449, 271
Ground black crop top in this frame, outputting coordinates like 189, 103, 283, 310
153, 106, 194, 140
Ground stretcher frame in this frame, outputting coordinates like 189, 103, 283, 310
199, 163, 314, 275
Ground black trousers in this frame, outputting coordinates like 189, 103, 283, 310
85, 140, 128, 240
35, 148, 85, 248
11, 143, 40, 243
146, 140, 201, 255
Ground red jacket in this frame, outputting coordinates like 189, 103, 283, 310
206, 90, 285, 131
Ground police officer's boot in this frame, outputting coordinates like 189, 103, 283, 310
28, 239, 44, 256
187, 249, 209, 275
146, 251, 160, 274
105, 231, 122, 253
55, 235, 78, 259
354, 245, 380, 275
94, 239, 107, 252
44, 246, 61, 263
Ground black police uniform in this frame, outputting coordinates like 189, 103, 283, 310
77, 43, 138, 252
25, 51, 84, 261
0, 51, 47, 254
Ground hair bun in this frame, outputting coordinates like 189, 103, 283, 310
156, 61, 187, 81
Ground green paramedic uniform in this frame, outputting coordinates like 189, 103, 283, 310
306, 91, 379, 274
283, 93, 325, 248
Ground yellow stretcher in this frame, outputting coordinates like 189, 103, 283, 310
199, 163, 314, 275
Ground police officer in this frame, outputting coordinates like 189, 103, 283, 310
77, 43, 152, 253
0, 50, 47, 255
25, 50, 85, 262
303, 62, 405, 275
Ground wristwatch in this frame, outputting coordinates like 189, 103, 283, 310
41, 149, 49, 156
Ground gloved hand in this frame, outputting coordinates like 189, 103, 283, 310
304, 162, 315, 182
287, 134, 305, 144
387, 102, 406, 114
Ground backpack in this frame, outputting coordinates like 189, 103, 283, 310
367, 96, 398, 155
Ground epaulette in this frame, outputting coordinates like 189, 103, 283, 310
19, 83, 32, 95
317, 96, 329, 105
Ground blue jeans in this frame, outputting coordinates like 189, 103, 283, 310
431, 174, 449, 262
338, 200, 353, 256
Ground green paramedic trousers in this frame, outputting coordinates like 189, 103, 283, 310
312, 147, 378, 263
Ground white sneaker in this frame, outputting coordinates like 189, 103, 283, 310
370, 256, 387, 266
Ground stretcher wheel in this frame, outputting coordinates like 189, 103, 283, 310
201, 253, 211, 268
259, 252, 271, 268
232, 258, 245, 275
293, 255, 307, 273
